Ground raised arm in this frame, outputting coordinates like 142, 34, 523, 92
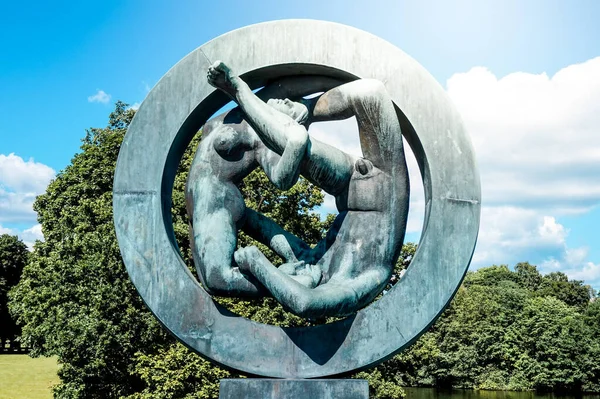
207, 61, 308, 190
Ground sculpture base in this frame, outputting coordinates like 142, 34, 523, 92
219, 378, 369, 398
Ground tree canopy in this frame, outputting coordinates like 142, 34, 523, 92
389, 263, 599, 393
0, 233, 29, 345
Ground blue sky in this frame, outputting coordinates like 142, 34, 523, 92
1, 0, 599, 289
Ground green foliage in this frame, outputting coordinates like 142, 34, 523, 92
355, 369, 405, 399
463, 264, 519, 288
239, 169, 325, 245
386, 242, 416, 290
514, 262, 542, 291
505, 296, 597, 392
535, 272, 591, 310
386, 263, 599, 393
584, 299, 600, 336
0, 234, 29, 343
10, 102, 169, 398
126, 343, 231, 399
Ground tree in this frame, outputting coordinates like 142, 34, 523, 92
535, 271, 590, 309
514, 262, 542, 291
10, 102, 405, 398
386, 242, 416, 290
583, 300, 600, 392
463, 264, 519, 288
426, 279, 528, 389
387, 264, 599, 393
505, 296, 596, 392
10, 102, 169, 398
0, 234, 28, 348
584, 298, 600, 336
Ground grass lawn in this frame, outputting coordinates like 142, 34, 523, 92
0, 355, 59, 399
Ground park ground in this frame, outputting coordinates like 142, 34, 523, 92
0, 355, 59, 399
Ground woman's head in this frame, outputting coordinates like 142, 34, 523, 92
267, 98, 309, 125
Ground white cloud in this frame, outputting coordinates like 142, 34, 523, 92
307, 57, 600, 288
0, 224, 13, 235
309, 117, 362, 158
445, 57, 600, 288
473, 208, 567, 267
565, 261, 600, 285
128, 102, 141, 111
20, 224, 44, 249
88, 89, 111, 104
0, 188, 39, 223
0, 153, 55, 224
0, 154, 49, 250
541, 246, 600, 288
447, 57, 600, 211
0, 223, 44, 250
321, 193, 337, 214
0, 153, 55, 193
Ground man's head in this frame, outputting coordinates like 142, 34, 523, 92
267, 98, 309, 125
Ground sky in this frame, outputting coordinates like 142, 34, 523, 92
0, 0, 599, 290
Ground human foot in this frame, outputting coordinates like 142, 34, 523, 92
296, 264, 323, 288
278, 260, 306, 275
233, 245, 262, 274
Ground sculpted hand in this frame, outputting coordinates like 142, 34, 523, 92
296, 264, 323, 288
207, 60, 238, 97
278, 260, 306, 275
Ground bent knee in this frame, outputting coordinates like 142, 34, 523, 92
351, 79, 387, 100
202, 267, 235, 295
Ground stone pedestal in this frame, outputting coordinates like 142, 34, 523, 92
219, 378, 368, 399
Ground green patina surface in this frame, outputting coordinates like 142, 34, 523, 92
113, 20, 480, 378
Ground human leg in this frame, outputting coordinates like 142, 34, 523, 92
242, 208, 319, 263
234, 245, 388, 318
190, 205, 265, 297
311, 79, 405, 172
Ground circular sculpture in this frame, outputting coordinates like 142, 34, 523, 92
113, 20, 480, 378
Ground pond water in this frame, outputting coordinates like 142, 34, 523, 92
403, 388, 600, 399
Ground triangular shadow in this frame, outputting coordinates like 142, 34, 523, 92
283, 314, 356, 365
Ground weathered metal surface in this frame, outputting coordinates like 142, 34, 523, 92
113, 19, 481, 378
219, 379, 368, 399
187, 61, 410, 318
